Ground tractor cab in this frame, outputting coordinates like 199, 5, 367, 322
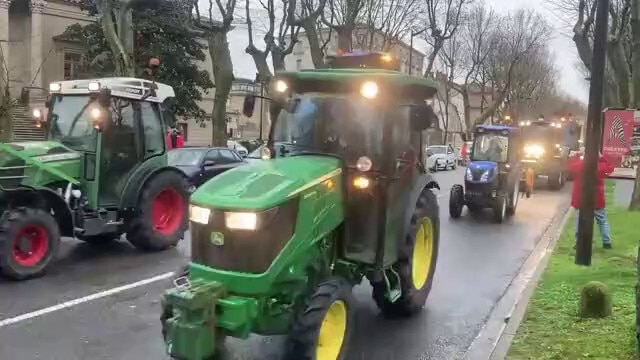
161, 68, 442, 360
519, 116, 569, 190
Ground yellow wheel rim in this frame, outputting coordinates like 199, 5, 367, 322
315, 300, 347, 360
412, 217, 434, 289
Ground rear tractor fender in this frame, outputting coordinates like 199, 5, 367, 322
402, 175, 440, 236
120, 166, 188, 211
0, 187, 74, 237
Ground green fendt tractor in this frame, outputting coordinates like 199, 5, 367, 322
160, 52, 442, 360
0, 74, 189, 280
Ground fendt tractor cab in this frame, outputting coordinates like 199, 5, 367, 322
0, 70, 189, 280
160, 52, 442, 360
449, 125, 524, 223
519, 116, 570, 191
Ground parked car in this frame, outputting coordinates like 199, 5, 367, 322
168, 147, 246, 192
227, 139, 249, 157
425, 144, 457, 171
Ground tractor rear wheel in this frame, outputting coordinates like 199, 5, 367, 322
126, 171, 188, 251
0, 208, 60, 280
373, 188, 439, 316
283, 279, 355, 360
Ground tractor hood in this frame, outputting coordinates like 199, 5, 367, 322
0, 141, 82, 186
190, 156, 342, 210
468, 160, 497, 171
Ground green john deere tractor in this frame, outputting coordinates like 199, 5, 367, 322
160, 54, 442, 360
0, 75, 189, 280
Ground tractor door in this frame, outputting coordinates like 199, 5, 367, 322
99, 99, 142, 206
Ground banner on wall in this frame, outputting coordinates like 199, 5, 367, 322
601, 108, 639, 178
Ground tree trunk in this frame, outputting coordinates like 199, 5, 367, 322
247, 46, 272, 81
336, 25, 353, 52
208, 32, 233, 147
461, 89, 471, 138
473, 90, 508, 126
630, 0, 640, 210
301, 19, 326, 68
424, 38, 443, 76
271, 47, 286, 72
99, 0, 135, 77
607, 38, 631, 107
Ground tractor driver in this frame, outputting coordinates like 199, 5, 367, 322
480, 135, 506, 162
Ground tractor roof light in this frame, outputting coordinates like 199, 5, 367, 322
274, 80, 288, 93
381, 53, 393, 62
88, 82, 101, 92
360, 81, 378, 99
49, 83, 61, 92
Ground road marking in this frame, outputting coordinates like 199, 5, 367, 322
0, 271, 175, 328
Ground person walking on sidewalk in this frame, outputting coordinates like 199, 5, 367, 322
568, 152, 615, 249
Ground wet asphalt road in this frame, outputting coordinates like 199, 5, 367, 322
0, 167, 570, 360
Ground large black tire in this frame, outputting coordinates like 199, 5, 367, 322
506, 181, 520, 216
372, 188, 440, 316
126, 171, 189, 251
493, 195, 507, 223
449, 184, 464, 219
0, 208, 61, 280
283, 279, 355, 360
547, 171, 565, 190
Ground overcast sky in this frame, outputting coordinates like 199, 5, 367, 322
202, 0, 588, 104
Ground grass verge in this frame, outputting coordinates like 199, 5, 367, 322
508, 180, 639, 360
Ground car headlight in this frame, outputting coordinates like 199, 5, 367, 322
524, 144, 545, 158
465, 168, 473, 181
225, 212, 258, 230
189, 205, 211, 224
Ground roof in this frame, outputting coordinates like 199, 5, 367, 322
276, 68, 439, 99
52, 77, 175, 103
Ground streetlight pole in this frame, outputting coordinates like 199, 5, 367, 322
576, 0, 609, 266
409, 29, 426, 75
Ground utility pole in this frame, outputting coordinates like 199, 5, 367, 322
408, 29, 426, 75
576, 0, 609, 266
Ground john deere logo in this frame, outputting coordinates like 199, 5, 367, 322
210, 232, 224, 246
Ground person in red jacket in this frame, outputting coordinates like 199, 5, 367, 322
568, 152, 615, 249
165, 127, 184, 149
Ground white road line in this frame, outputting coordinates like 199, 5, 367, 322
0, 271, 175, 329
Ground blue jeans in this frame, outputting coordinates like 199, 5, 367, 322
575, 208, 612, 245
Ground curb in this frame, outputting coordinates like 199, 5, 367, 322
462, 202, 573, 360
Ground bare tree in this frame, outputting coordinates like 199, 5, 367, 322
357, 0, 422, 51
472, 9, 552, 126
322, 0, 368, 51
421, 0, 472, 76
438, 30, 465, 142
292, 0, 329, 68
193, 0, 237, 146
446, 2, 495, 136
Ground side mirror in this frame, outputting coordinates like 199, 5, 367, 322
410, 104, 436, 131
202, 160, 216, 168
97, 88, 111, 108
20, 88, 30, 106
243, 95, 256, 117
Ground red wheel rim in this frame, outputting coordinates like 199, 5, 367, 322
151, 188, 185, 236
12, 224, 49, 267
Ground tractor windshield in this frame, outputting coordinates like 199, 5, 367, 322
48, 95, 98, 152
471, 133, 509, 163
271, 94, 384, 163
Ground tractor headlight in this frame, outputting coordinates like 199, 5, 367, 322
524, 144, 544, 158
274, 80, 288, 93
353, 176, 370, 189
360, 81, 378, 99
189, 205, 211, 224
480, 170, 491, 182
465, 168, 473, 181
225, 212, 258, 230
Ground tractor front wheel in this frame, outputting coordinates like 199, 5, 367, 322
373, 188, 439, 316
126, 172, 188, 251
449, 184, 464, 219
0, 208, 60, 280
283, 279, 354, 360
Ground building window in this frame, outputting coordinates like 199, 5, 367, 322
296, 59, 302, 70
63, 51, 84, 80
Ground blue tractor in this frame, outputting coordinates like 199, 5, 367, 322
449, 125, 524, 223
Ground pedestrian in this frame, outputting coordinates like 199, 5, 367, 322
569, 152, 615, 249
